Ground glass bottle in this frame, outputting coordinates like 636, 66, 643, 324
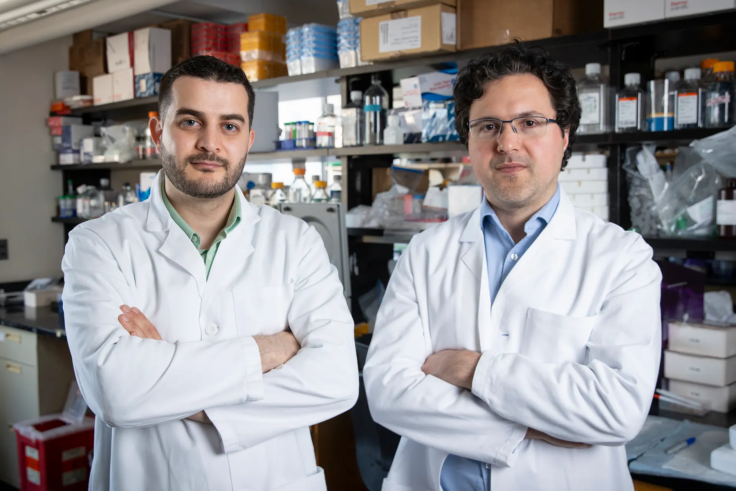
145, 111, 159, 159
616, 73, 645, 133
342, 90, 364, 147
699, 59, 719, 123
312, 180, 329, 202
383, 114, 404, 145
717, 178, 736, 238
249, 173, 272, 206
364, 74, 389, 145
87, 186, 104, 218
99, 178, 117, 214
65, 179, 77, 217
288, 168, 313, 203
316, 103, 337, 148
76, 185, 90, 219
676, 68, 702, 129
646, 78, 675, 131
577, 62, 611, 135
117, 182, 138, 208
269, 182, 287, 207
329, 175, 342, 203
704, 61, 735, 128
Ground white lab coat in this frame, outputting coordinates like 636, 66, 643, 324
363, 191, 662, 491
61, 172, 358, 491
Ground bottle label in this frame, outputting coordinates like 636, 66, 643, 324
364, 104, 382, 112
617, 97, 638, 129
677, 93, 699, 125
580, 92, 601, 125
316, 131, 334, 137
707, 93, 731, 107
717, 200, 736, 226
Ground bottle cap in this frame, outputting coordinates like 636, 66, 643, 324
315, 181, 327, 188
624, 73, 641, 86
585, 63, 601, 75
713, 61, 735, 73
148, 111, 159, 118
684, 68, 701, 81
665, 71, 681, 83
100, 178, 110, 187
701, 58, 719, 70
271, 182, 284, 189
293, 168, 306, 175
350, 90, 362, 102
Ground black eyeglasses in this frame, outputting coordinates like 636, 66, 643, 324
468, 117, 559, 141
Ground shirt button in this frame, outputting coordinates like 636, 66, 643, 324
510, 253, 519, 261
204, 322, 218, 336
485, 463, 492, 469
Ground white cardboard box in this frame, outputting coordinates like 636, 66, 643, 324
24, 288, 62, 308
558, 168, 609, 182
668, 321, 736, 358
665, 0, 735, 18
134, 28, 172, 75
448, 185, 483, 217
400, 70, 456, 108
113, 68, 135, 102
604, 0, 665, 27
54, 71, 80, 99
107, 32, 134, 73
569, 193, 609, 207
93, 74, 114, 105
668, 379, 736, 413
664, 350, 736, 387
711, 444, 736, 476
560, 180, 608, 195
567, 153, 607, 169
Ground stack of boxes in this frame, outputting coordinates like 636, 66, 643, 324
399, 70, 458, 143
664, 321, 736, 414
337, 17, 363, 69
604, 0, 736, 28
68, 30, 106, 96
190, 22, 241, 66
46, 117, 93, 165
559, 153, 609, 221
241, 13, 287, 81
134, 28, 172, 98
285, 24, 338, 76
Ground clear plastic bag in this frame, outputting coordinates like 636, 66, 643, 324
690, 125, 736, 178
368, 166, 446, 230
421, 100, 459, 143
101, 124, 137, 164
656, 162, 722, 237
624, 146, 661, 236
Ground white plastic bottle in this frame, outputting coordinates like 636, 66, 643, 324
383, 114, 405, 145
316, 103, 337, 148
312, 181, 329, 202
577, 63, 611, 135
288, 168, 312, 203
616, 73, 645, 133
342, 90, 364, 147
676, 68, 702, 129
329, 175, 342, 203
269, 183, 287, 207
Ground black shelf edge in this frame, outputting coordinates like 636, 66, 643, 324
248, 149, 330, 161
52, 217, 88, 224
643, 237, 736, 252
70, 96, 158, 116
51, 160, 163, 171
332, 141, 466, 157
609, 10, 736, 41
611, 128, 726, 145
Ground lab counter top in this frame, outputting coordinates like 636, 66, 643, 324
0, 306, 65, 338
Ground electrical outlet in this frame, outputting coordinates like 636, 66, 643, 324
0, 239, 7, 260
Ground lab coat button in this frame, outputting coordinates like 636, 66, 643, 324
205, 322, 218, 335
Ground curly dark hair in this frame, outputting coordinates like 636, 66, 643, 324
454, 45, 581, 169
158, 56, 256, 127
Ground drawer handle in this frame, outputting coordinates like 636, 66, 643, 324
5, 363, 21, 374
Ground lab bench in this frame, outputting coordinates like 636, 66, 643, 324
0, 308, 73, 489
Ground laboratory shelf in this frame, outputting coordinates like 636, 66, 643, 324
51, 217, 87, 225
643, 237, 736, 253
332, 141, 466, 157
248, 148, 330, 161
574, 128, 726, 146
70, 96, 158, 116
51, 160, 162, 171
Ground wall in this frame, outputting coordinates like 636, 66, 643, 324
0, 35, 72, 283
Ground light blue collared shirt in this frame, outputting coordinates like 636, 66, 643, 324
439, 185, 561, 491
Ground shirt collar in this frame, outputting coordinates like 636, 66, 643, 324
480, 184, 561, 235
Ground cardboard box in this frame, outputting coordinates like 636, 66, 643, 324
458, 0, 602, 50
361, 4, 456, 62
69, 45, 84, 72
46, 116, 82, 127
54, 71, 80, 99
664, 350, 736, 387
558, 168, 609, 182
665, 0, 735, 18
668, 379, 736, 413
350, 0, 455, 17
134, 28, 172, 75
113, 68, 135, 102
107, 32, 134, 73
566, 153, 607, 169
400, 70, 455, 108
82, 39, 106, 77
73, 29, 105, 46
604, 0, 665, 28
668, 322, 736, 359
59, 150, 81, 165
61, 125, 94, 150
160, 19, 192, 66
135, 73, 163, 98
93, 74, 114, 105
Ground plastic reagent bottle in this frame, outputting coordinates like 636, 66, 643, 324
704, 61, 735, 128
676, 68, 702, 129
288, 168, 313, 203
364, 74, 389, 145
577, 63, 611, 134
316, 103, 337, 148
329, 175, 342, 203
342, 90, 364, 147
312, 181, 329, 202
616, 73, 645, 133
383, 114, 405, 145
269, 182, 287, 207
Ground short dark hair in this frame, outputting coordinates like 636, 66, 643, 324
453, 45, 581, 169
158, 56, 256, 128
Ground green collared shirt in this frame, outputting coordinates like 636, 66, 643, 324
161, 176, 241, 279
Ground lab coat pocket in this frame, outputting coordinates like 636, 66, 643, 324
520, 308, 598, 364
271, 467, 326, 491
232, 285, 292, 337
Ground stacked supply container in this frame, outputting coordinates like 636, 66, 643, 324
191, 23, 240, 66
286, 28, 303, 75
558, 153, 609, 221
302, 24, 339, 74
241, 13, 287, 81
338, 17, 362, 68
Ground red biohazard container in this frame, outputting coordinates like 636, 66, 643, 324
13, 415, 95, 491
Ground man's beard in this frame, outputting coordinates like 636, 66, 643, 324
159, 141, 248, 199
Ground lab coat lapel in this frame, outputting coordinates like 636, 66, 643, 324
459, 209, 493, 352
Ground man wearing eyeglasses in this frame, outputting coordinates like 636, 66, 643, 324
364, 46, 662, 491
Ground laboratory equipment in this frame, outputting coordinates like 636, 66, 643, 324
383, 114, 405, 145
269, 182, 287, 207
717, 178, 736, 238
616, 73, 645, 132
329, 175, 343, 203
144, 111, 159, 159
316, 103, 337, 148
364, 74, 388, 145
342, 90, 364, 147
647, 79, 675, 131
59, 179, 77, 218
704, 61, 735, 128
117, 183, 138, 208
577, 62, 611, 135
98, 178, 117, 214
288, 168, 312, 203
676, 68, 702, 129
312, 181, 329, 202
665, 437, 696, 455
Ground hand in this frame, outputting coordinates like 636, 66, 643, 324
525, 428, 592, 449
421, 350, 481, 390
186, 411, 212, 424
119, 305, 162, 340
254, 331, 301, 373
